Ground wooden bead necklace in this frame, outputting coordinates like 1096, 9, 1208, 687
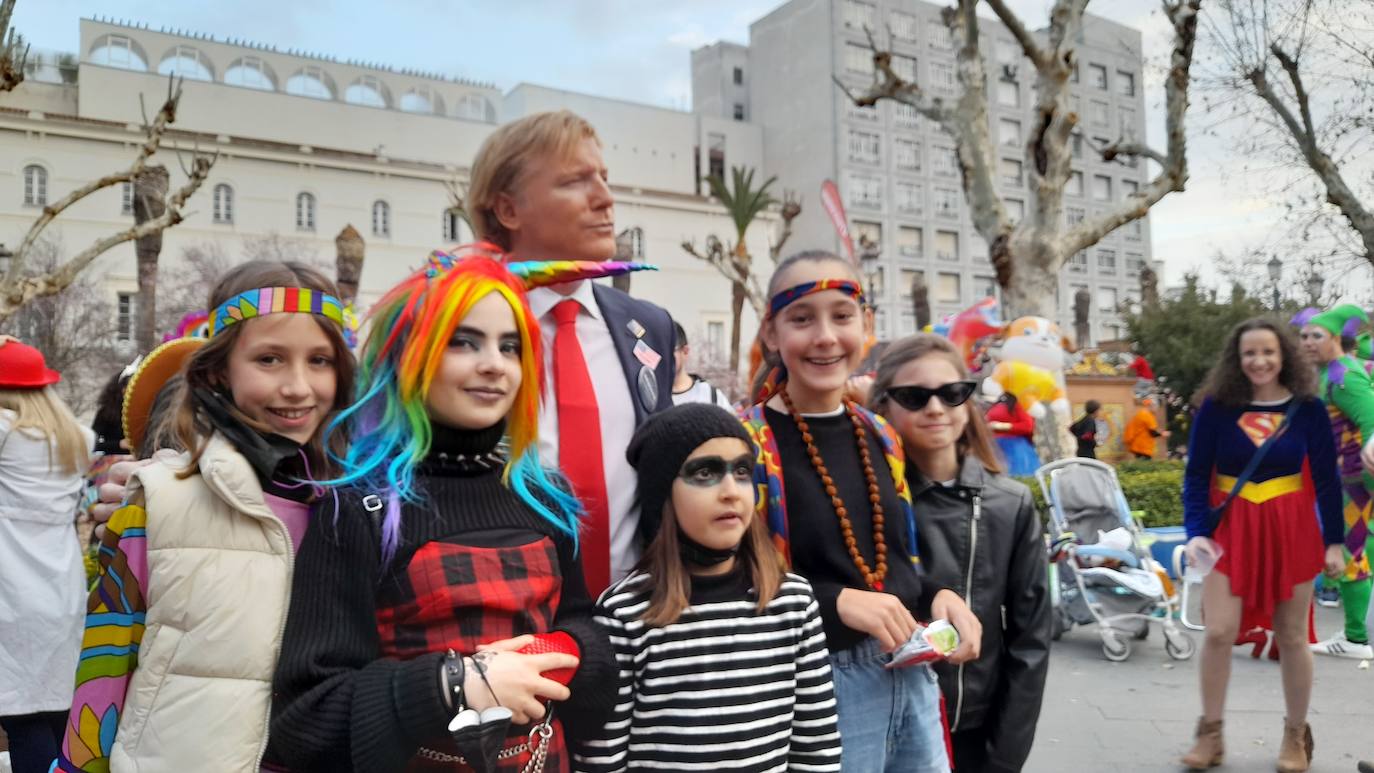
780, 387, 888, 591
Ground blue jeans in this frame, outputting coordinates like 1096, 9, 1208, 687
830, 638, 951, 773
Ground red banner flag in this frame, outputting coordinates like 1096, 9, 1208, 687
820, 179, 857, 265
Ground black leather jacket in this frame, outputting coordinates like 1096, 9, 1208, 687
908, 456, 1051, 773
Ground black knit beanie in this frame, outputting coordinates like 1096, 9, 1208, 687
626, 403, 757, 546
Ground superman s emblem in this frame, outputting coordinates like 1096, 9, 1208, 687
1238, 412, 1280, 447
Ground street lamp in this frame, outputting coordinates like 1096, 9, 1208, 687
1266, 256, 1283, 310
1306, 273, 1324, 306
858, 236, 882, 314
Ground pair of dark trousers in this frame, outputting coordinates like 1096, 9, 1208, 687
1, 711, 67, 773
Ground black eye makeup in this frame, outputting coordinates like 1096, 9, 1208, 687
678, 454, 756, 487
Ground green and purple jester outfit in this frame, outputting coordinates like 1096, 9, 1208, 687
1307, 305, 1374, 655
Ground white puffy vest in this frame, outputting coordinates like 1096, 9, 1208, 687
110, 434, 294, 773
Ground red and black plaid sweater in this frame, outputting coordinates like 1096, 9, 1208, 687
268, 421, 615, 772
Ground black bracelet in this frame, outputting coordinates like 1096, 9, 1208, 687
439, 649, 465, 713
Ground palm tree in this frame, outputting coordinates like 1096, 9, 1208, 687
703, 166, 776, 375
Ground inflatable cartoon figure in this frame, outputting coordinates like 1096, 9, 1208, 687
981, 316, 1073, 421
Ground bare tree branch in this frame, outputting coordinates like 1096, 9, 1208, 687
0, 0, 28, 93
834, 0, 1201, 319
769, 191, 802, 264
984, 0, 1050, 69
835, 23, 955, 123
0, 76, 217, 323
7, 77, 188, 284
1, 156, 214, 322
1070, 0, 1200, 257
1242, 39, 1374, 259
682, 237, 766, 319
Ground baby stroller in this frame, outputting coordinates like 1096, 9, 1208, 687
1036, 457, 1196, 662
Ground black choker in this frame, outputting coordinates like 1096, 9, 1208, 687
678, 531, 740, 566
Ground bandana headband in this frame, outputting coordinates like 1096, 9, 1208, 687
211, 286, 346, 336
752, 278, 868, 404
767, 279, 865, 319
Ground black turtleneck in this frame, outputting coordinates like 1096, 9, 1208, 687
269, 420, 617, 773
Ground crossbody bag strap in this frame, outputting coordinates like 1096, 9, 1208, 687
1204, 398, 1302, 536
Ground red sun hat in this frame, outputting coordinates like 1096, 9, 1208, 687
0, 341, 62, 389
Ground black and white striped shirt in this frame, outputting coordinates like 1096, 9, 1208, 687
573, 569, 841, 772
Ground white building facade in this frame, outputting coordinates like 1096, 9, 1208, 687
1, 18, 775, 377
693, 0, 1159, 345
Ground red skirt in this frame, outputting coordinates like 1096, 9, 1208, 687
1211, 478, 1324, 620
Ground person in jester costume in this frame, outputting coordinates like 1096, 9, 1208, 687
1299, 304, 1374, 661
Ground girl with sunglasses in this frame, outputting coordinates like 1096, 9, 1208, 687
871, 334, 1050, 773
740, 251, 980, 773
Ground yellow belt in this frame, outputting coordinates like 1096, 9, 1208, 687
1215, 473, 1303, 505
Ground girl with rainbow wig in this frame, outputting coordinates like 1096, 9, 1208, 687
269, 246, 644, 772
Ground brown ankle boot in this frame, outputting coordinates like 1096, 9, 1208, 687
1276, 717, 1313, 772
1181, 717, 1224, 769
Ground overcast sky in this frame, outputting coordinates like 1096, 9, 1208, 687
16, 1, 1363, 294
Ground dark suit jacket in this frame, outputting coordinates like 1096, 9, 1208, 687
591, 283, 676, 425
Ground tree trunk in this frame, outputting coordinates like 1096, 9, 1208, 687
334, 224, 364, 306
611, 273, 632, 293
134, 165, 169, 352
911, 275, 930, 330
729, 282, 744, 377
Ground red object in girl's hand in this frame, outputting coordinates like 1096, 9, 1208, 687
516, 631, 580, 686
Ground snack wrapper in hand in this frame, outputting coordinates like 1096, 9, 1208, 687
886, 620, 960, 669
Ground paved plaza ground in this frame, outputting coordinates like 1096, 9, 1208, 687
1027, 605, 1373, 772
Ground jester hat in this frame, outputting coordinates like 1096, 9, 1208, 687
1307, 304, 1369, 340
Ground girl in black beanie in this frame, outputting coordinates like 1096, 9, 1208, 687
574, 403, 842, 772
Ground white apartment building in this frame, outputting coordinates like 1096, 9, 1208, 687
694, 0, 1160, 344
1, 18, 774, 372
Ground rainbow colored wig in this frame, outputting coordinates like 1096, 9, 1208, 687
324, 249, 580, 561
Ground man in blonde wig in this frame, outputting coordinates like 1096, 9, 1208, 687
469, 110, 675, 596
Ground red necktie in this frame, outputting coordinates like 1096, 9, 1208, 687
552, 300, 611, 596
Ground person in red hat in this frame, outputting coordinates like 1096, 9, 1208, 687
0, 341, 95, 773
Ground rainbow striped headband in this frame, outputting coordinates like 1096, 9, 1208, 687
767, 279, 865, 318
210, 286, 346, 336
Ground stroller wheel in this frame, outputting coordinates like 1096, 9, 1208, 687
1102, 633, 1131, 662
1165, 630, 1196, 660
1133, 625, 1150, 641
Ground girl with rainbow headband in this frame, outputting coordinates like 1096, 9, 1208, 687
739, 250, 981, 773
54, 261, 356, 773
269, 248, 641, 772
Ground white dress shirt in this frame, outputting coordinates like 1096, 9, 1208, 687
528, 282, 641, 582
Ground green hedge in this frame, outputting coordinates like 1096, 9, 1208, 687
1013, 460, 1184, 529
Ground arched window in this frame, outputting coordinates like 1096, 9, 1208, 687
224, 57, 276, 91
345, 76, 390, 108
399, 87, 443, 115
157, 46, 213, 81
455, 93, 495, 122
286, 67, 335, 100
213, 184, 234, 224
371, 200, 390, 237
88, 34, 148, 71
296, 192, 316, 231
23, 164, 47, 207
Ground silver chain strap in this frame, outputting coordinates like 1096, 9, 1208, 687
416, 716, 554, 771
